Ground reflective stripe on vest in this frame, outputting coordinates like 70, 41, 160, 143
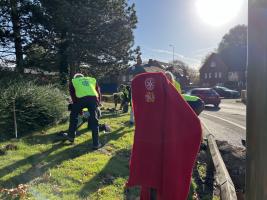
72, 77, 98, 98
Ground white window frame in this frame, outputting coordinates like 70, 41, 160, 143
204, 73, 207, 79
215, 72, 218, 78
210, 61, 216, 68
209, 73, 212, 78
218, 72, 222, 78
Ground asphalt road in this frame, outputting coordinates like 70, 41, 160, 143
200, 99, 246, 147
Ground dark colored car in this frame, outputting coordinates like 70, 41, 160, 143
213, 86, 240, 98
187, 88, 221, 107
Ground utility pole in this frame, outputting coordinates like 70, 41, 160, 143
169, 44, 175, 66
246, 0, 267, 199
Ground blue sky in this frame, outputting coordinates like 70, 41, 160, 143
129, 0, 248, 69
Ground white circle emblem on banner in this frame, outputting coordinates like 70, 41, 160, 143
145, 78, 155, 91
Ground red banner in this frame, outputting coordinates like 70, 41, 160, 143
127, 72, 202, 200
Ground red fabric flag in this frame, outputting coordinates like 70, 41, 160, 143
127, 72, 202, 200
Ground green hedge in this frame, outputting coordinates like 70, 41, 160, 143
0, 79, 67, 137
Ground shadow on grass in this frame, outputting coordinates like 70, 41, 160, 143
79, 148, 139, 199
24, 127, 89, 145
78, 148, 206, 200
0, 127, 127, 188
0, 118, 69, 143
100, 111, 129, 120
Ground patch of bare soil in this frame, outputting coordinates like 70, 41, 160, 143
216, 140, 246, 200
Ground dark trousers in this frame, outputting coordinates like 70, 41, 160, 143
187, 99, 204, 115
68, 97, 99, 146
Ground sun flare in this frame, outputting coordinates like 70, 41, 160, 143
196, 0, 244, 26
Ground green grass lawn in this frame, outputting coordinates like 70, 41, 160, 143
0, 104, 201, 200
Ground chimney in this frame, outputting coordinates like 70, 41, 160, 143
148, 59, 153, 66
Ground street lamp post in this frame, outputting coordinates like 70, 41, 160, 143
169, 44, 175, 66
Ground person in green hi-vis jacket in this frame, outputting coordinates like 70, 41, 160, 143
165, 71, 204, 115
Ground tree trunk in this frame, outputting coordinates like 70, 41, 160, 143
10, 0, 24, 73
69, 60, 81, 80
58, 31, 69, 85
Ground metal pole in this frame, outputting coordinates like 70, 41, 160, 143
13, 99, 18, 138
150, 188, 157, 200
246, 0, 267, 199
172, 46, 174, 66
169, 44, 175, 66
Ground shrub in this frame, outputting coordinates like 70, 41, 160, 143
0, 80, 67, 138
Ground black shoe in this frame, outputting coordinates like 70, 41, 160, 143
62, 133, 74, 144
68, 137, 74, 144
92, 143, 102, 150
104, 124, 111, 133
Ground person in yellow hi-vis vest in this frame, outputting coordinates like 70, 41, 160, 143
165, 71, 204, 115
165, 71, 182, 93
66, 73, 102, 149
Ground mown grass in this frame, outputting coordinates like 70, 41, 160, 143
0, 103, 200, 200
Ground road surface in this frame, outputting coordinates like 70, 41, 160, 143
200, 99, 246, 147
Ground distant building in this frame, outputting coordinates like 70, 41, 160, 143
119, 57, 166, 85
199, 53, 246, 90
119, 56, 191, 91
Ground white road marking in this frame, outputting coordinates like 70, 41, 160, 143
201, 120, 212, 134
202, 112, 246, 130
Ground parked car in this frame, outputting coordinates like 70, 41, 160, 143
213, 86, 240, 98
187, 88, 221, 107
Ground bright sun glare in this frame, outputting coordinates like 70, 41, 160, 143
196, 0, 244, 26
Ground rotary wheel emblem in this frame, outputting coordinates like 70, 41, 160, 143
145, 78, 155, 91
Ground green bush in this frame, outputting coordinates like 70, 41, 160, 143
0, 80, 67, 137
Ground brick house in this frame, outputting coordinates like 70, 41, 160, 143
199, 53, 246, 90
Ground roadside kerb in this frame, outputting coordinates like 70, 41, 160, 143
202, 122, 237, 200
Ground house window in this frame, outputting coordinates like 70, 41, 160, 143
238, 81, 243, 86
228, 72, 239, 81
215, 72, 218, 78
122, 75, 126, 82
218, 72, 222, 78
209, 73, 212, 78
204, 73, 208, 79
210, 62, 216, 68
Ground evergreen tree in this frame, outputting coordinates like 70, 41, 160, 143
38, 0, 138, 82
0, 0, 41, 72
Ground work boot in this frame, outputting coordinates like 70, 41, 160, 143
68, 137, 75, 144
92, 143, 102, 150
104, 124, 111, 133
62, 133, 75, 144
